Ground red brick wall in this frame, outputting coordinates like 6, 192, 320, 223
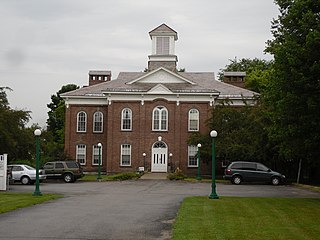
64, 99, 212, 175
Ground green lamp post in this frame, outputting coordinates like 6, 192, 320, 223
196, 143, 202, 180
33, 129, 42, 196
97, 143, 102, 181
209, 130, 219, 199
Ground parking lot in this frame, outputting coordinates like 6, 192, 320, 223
1, 180, 320, 240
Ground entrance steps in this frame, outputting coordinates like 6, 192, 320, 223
140, 172, 168, 180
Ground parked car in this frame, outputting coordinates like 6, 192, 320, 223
223, 161, 285, 185
43, 161, 83, 183
8, 164, 46, 185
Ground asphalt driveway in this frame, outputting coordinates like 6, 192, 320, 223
1, 180, 320, 240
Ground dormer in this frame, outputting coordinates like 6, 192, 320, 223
148, 24, 178, 72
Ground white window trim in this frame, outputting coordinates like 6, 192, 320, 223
188, 145, 198, 167
152, 106, 168, 131
188, 109, 199, 132
77, 111, 87, 133
93, 111, 103, 133
76, 144, 86, 166
92, 144, 103, 166
121, 108, 132, 131
120, 144, 131, 166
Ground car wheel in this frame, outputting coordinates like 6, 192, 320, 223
21, 176, 30, 185
271, 177, 280, 186
63, 173, 74, 183
232, 175, 242, 185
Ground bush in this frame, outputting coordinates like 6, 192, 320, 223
108, 172, 140, 181
168, 168, 186, 180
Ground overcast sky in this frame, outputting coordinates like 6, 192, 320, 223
0, 0, 279, 127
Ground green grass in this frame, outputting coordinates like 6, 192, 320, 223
0, 193, 63, 214
173, 196, 320, 240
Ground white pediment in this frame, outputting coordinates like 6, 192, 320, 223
127, 67, 195, 85
148, 84, 172, 94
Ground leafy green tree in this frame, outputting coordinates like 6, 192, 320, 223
46, 84, 79, 160
264, 0, 320, 182
189, 100, 273, 168
0, 87, 33, 161
218, 58, 273, 93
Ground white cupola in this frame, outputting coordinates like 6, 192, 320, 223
148, 24, 178, 71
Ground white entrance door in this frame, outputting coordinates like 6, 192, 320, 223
151, 141, 168, 172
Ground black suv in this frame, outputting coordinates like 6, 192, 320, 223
224, 161, 285, 185
43, 161, 83, 183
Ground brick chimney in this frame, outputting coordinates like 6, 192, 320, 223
223, 72, 246, 89
89, 70, 111, 86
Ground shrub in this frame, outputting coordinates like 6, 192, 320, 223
108, 172, 140, 181
168, 168, 186, 180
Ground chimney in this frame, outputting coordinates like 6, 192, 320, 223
223, 72, 246, 89
89, 70, 111, 86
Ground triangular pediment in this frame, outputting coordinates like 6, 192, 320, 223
127, 67, 195, 85
148, 84, 172, 94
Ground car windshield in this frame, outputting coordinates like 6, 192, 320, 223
24, 165, 35, 170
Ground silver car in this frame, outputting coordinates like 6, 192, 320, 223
8, 164, 46, 185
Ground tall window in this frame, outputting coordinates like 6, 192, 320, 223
77, 111, 87, 132
121, 144, 131, 166
188, 145, 198, 167
93, 111, 103, 132
92, 144, 102, 165
76, 144, 86, 165
156, 37, 170, 55
188, 109, 199, 131
152, 106, 168, 131
121, 108, 132, 131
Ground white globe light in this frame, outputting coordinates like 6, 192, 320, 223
197, 143, 202, 148
34, 129, 42, 136
97, 143, 102, 147
210, 130, 217, 138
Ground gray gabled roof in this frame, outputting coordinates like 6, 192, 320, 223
61, 70, 258, 99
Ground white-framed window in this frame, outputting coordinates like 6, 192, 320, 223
121, 108, 132, 131
156, 36, 170, 55
92, 144, 102, 165
188, 109, 199, 131
93, 111, 103, 133
152, 106, 168, 131
76, 144, 86, 165
77, 111, 87, 132
121, 144, 131, 166
188, 145, 198, 167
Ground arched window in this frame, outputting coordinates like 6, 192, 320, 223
152, 106, 168, 131
77, 111, 87, 132
188, 109, 199, 131
93, 111, 103, 133
121, 108, 132, 130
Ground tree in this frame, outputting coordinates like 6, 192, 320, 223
0, 87, 33, 161
218, 58, 273, 93
265, 0, 320, 182
46, 84, 79, 160
188, 100, 274, 170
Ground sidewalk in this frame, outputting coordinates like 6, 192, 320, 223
140, 172, 168, 180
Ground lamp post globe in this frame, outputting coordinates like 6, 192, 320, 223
209, 130, 219, 199
210, 130, 217, 138
33, 129, 42, 196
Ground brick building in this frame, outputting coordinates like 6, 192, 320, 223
61, 24, 257, 175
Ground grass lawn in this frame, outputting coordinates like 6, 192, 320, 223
81, 172, 140, 181
173, 196, 320, 240
0, 193, 63, 214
